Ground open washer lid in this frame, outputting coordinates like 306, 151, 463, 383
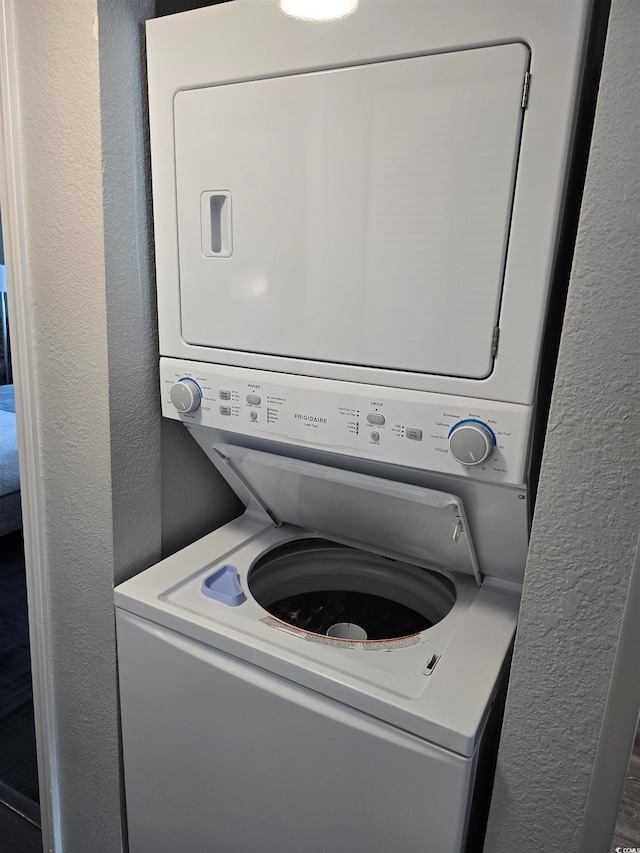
189, 428, 481, 585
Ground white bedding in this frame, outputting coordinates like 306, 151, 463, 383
0, 406, 19, 498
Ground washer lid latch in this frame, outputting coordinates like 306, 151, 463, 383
422, 655, 440, 676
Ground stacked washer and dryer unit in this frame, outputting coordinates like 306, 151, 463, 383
115, 2, 590, 851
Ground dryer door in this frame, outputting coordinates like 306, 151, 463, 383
174, 43, 528, 379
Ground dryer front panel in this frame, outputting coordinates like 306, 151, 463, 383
174, 43, 528, 379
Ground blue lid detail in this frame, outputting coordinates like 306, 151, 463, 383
201, 565, 246, 606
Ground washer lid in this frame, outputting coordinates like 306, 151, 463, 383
199, 437, 481, 585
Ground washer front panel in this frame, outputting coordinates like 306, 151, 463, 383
118, 607, 475, 853
161, 357, 531, 485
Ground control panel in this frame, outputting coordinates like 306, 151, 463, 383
161, 359, 532, 485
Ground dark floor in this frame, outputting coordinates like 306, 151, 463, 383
612, 725, 640, 851
0, 800, 41, 853
0, 530, 41, 853
0, 531, 39, 803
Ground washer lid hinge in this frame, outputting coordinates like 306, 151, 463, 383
212, 447, 281, 528
491, 326, 500, 358
452, 518, 464, 543
521, 71, 531, 109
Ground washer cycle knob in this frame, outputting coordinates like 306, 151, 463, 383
448, 420, 496, 466
169, 379, 202, 413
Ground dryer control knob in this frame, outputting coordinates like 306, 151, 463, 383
170, 379, 202, 414
448, 420, 495, 466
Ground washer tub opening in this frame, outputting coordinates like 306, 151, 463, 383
248, 539, 456, 642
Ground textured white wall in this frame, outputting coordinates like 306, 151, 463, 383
99, 0, 161, 587
11, 0, 237, 850
485, 0, 640, 849
13, 2, 123, 850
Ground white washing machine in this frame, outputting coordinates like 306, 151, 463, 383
116, 448, 521, 852
115, 2, 591, 851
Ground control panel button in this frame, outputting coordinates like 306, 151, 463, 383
246, 394, 261, 405
250, 411, 258, 422
367, 413, 385, 425
448, 420, 495, 466
219, 390, 231, 400
219, 405, 231, 416
370, 431, 380, 442
406, 428, 422, 441
169, 379, 201, 414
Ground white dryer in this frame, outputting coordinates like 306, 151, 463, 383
115, 2, 591, 851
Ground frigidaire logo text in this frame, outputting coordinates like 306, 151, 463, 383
294, 413, 327, 424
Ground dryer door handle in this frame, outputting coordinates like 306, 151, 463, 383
201, 191, 232, 257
